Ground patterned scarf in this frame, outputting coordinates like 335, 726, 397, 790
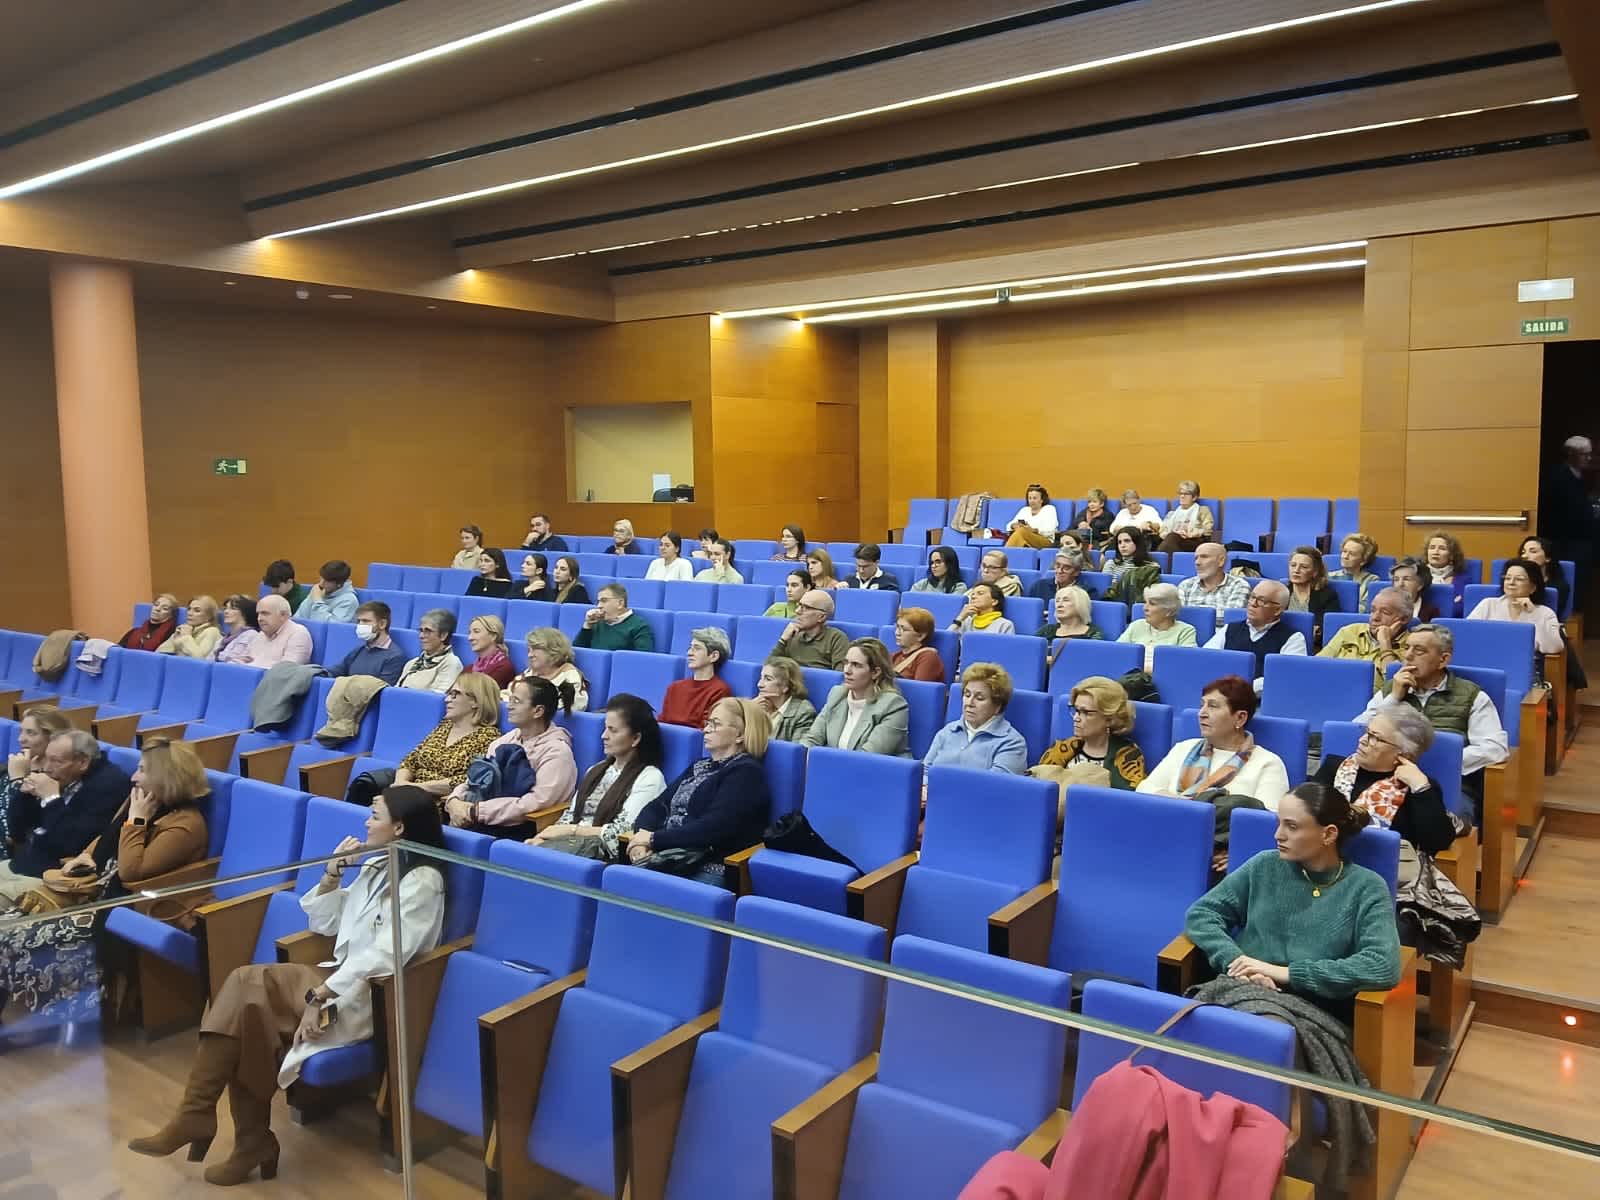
1332, 756, 1408, 828
1175, 735, 1257, 797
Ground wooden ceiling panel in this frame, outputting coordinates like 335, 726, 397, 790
0, 0, 202, 92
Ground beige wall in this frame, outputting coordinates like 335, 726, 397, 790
570, 403, 694, 503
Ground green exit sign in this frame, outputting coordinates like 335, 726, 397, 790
1521, 317, 1569, 337
213, 458, 248, 476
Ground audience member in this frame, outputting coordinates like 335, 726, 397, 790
1286, 546, 1342, 632
261, 560, 308, 614
978, 548, 1023, 598
1036, 676, 1147, 790
531, 694, 666, 860
327, 601, 407, 684
552, 556, 590, 605
465, 549, 513, 597
691, 528, 720, 561
1313, 705, 1455, 857
298, 560, 359, 622
397, 608, 462, 692
1157, 481, 1214, 552
521, 513, 568, 552
803, 639, 910, 756
1118, 581, 1198, 671
0, 730, 132, 903
923, 664, 1027, 774
121, 593, 179, 651
696, 538, 744, 584
949, 581, 1015, 635
764, 570, 810, 617
158, 595, 223, 659
806, 547, 845, 590
755, 658, 817, 741
1389, 556, 1438, 623
444, 676, 577, 834
522, 627, 589, 711
244, 594, 313, 668
626, 698, 773, 889
606, 518, 644, 555
1103, 528, 1161, 606
1030, 549, 1093, 601
511, 551, 549, 600
1040, 585, 1104, 668
1318, 586, 1410, 692
451, 525, 485, 570
574, 583, 655, 651
771, 588, 849, 669
1540, 434, 1594, 607
0, 707, 73, 863
1139, 675, 1290, 810
1109, 490, 1163, 539
1056, 529, 1092, 557
463, 615, 516, 686
1003, 484, 1059, 549
1074, 487, 1114, 546
891, 607, 946, 682
911, 545, 967, 594
1356, 623, 1507, 814
1179, 542, 1253, 610
1203, 580, 1306, 689
647, 531, 696, 581
214, 595, 261, 664
387, 674, 503, 800
1467, 558, 1562, 653
772, 524, 807, 561
660, 627, 734, 729
846, 542, 900, 590
1329, 533, 1381, 612
1422, 530, 1469, 615
1184, 781, 1402, 1025
1517, 535, 1570, 616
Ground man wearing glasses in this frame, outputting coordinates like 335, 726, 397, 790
770, 589, 849, 670
1203, 579, 1305, 693
1319, 586, 1412, 693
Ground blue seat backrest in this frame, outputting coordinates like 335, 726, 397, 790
1151, 645, 1255, 709
1220, 498, 1273, 540
322, 622, 361, 669
1323, 720, 1466, 819
297, 620, 330, 665
627, 607, 670, 655
1332, 498, 1360, 532
1261, 656, 1377, 730
0, 718, 16, 758
1326, 579, 1360, 614
1177, 709, 1309, 785
909, 590, 965, 627
899, 678, 946, 758
882, 936, 1069, 1130
716, 583, 775, 616
1047, 640, 1141, 694
732, 615, 791, 662
1087, 601, 1126, 638
105, 744, 141, 776
800, 669, 843, 710
1007, 595, 1045, 631
726, 896, 885, 1066
214, 781, 309, 901
733, 539, 777, 562
764, 739, 806, 818
295, 797, 371, 893
720, 659, 760, 698
1128, 700, 1173, 767
957, 631, 1045, 692
1276, 498, 1330, 536
1076, 980, 1294, 1123
906, 499, 949, 531
1228, 809, 1400, 895
371, 688, 447, 761
201, 770, 235, 858
1053, 787, 1212, 984
1322, 611, 1367, 643
803, 748, 920, 875
663, 580, 718, 612
661, 723, 707, 783
609, 650, 684, 712
671, 611, 733, 655
563, 710, 605, 776
940, 686, 1050, 763
198, 662, 263, 726
751, 560, 802, 588
922, 768, 1053, 887
878, 544, 923, 566
622, 578, 662, 608
587, 868, 734, 1018
504, 600, 557, 643
2, 634, 43, 683
1432, 663, 1511, 728
477, 841, 604, 973
367, 589, 414, 628
66, 648, 124, 704
833, 589, 898, 626
458, 595, 509, 631
367, 563, 405, 590
440, 827, 493, 942
400, 566, 441, 593
570, 646, 613, 704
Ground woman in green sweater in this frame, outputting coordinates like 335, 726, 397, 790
1184, 781, 1401, 1022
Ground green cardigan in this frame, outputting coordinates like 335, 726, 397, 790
1104, 561, 1162, 606
574, 612, 655, 653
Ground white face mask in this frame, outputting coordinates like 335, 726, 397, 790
355, 622, 377, 643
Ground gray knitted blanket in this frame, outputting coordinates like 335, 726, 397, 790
1187, 976, 1375, 1192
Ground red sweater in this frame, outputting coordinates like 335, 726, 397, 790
658, 676, 732, 729
893, 646, 946, 683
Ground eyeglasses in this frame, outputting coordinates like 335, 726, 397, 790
1071, 706, 1101, 719
445, 690, 463, 699
1245, 595, 1283, 609
1358, 728, 1398, 749
797, 601, 828, 614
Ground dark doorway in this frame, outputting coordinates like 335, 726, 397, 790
1538, 340, 1600, 624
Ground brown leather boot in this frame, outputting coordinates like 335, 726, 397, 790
128, 1032, 237, 1161
204, 1080, 279, 1186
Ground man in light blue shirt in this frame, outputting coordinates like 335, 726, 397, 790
297, 559, 360, 622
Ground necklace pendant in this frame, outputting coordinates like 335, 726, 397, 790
1312, 887, 1322, 898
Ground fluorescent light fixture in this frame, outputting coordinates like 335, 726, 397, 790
801, 257, 1365, 322
0, 0, 617, 200
267, 0, 1433, 238
720, 241, 1368, 318
890, 161, 1141, 206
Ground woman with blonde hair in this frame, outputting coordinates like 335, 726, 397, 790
1075, 487, 1114, 547
754, 657, 816, 741
803, 638, 910, 756
923, 663, 1028, 773
522, 627, 590, 711
806, 547, 845, 591
462, 615, 515, 687
120, 593, 180, 651
1039, 584, 1105, 669
891, 607, 946, 682
1036, 676, 1147, 790
374, 672, 505, 803
1329, 533, 1381, 611
1158, 481, 1214, 553
158, 596, 223, 659
606, 518, 644, 555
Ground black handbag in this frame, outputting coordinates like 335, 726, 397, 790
761, 812, 861, 873
344, 767, 397, 807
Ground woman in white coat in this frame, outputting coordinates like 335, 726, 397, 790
128, 786, 447, 1185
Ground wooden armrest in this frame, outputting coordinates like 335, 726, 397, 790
0, 687, 22, 713
1015, 1109, 1067, 1162
183, 731, 240, 772
137, 720, 189, 745
772, 1053, 878, 1200
1275, 1177, 1315, 1200
92, 711, 146, 745
1157, 933, 1205, 995
987, 880, 1058, 966
482, 970, 587, 1200
194, 883, 292, 1000
59, 703, 99, 732
276, 929, 336, 965
1516, 689, 1547, 829
845, 852, 917, 934
612, 1007, 721, 1200
1353, 948, 1417, 1200
1477, 761, 1515, 922
14, 695, 61, 719
1436, 826, 1477, 905
239, 742, 295, 785
299, 754, 360, 799
528, 801, 568, 833
723, 843, 762, 896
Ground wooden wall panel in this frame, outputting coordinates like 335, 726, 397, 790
1406, 345, 1545, 430
0, 290, 70, 633
135, 304, 545, 604
1544, 215, 1600, 339
944, 279, 1364, 502
1409, 224, 1549, 350
857, 328, 890, 540
885, 321, 949, 524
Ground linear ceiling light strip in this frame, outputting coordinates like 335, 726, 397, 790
0, 0, 619, 200
265, 0, 1440, 239
452, 40, 1557, 249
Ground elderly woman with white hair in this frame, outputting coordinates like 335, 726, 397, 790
658, 626, 733, 729
1311, 702, 1456, 856
1157, 480, 1214, 553
1036, 584, 1106, 669
1117, 582, 1198, 670
605, 518, 645, 555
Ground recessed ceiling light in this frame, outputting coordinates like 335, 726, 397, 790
222, 280, 237, 286
328, 293, 354, 300
426, 304, 438, 310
